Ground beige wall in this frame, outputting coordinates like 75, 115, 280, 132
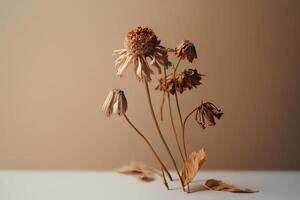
1, 0, 300, 170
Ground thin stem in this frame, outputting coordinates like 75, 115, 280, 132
182, 107, 199, 157
163, 67, 185, 162
161, 167, 169, 190
174, 57, 182, 74
123, 114, 172, 181
175, 92, 185, 156
144, 80, 185, 191
160, 90, 166, 121
172, 58, 186, 158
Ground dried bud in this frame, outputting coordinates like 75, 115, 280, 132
175, 40, 197, 63
102, 89, 128, 117
195, 102, 223, 129
155, 68, 203, 94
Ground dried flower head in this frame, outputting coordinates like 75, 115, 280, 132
175, 40, 197, 63
113, 26, 171, 82
155, 68, 203, 94
195, 102, 223, 129
102, 89, 127, 117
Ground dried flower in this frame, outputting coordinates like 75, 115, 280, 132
181, 148, 206, 186
155, 68, 203, 94
175, 40, 197, 63
102, 89, 127, 117
113, 26, 171, 82
195, 102, 223, 129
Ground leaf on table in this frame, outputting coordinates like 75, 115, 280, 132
203, 179, 258, 193
116, 161, 159, 182
182, 148, 206, 186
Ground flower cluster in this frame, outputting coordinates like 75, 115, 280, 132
155, 68, 203, 94
102, 26, 225, 193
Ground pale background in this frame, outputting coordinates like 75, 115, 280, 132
0, 0, 299, 170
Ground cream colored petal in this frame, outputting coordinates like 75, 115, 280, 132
113, 93, 127, 116
140, 57, 153, 81
113, 98, 120, 115
114, 53, 130, 68
112, 49, 127, 56
102, 90, 115, 117
136, 57, 143, 80
116, 55, 132, 77
150, 57, 162, 74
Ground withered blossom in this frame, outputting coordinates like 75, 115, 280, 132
175, 40, 197, 63
155, 68, 203, 94
113, 26, 171, 82
102, 89, 127, 117
195, 102, 223, 129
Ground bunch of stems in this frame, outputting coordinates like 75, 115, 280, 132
122, 58, 197, 192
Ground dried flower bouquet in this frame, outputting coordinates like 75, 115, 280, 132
102, 26, 229, 193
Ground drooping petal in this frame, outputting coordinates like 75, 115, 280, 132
116, 55, 132, 77
114, 54, 128, 68
102, 90, 116, 117
150, 57, 162, 74
113, 90, 128, 116
195, 102, 223, 129
113, 49, 127, 56
135, 57, 143, 80
175, 40, 197, 63
140, 56, 153, 81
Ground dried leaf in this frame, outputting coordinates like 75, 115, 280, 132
116, 162, 159, 182
203, 179, 258, 193
182, 148, 206, 186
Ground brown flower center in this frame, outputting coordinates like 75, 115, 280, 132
125, 26, 160, 56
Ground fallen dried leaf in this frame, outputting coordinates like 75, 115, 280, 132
182, 148, 206, 186
116, 162, 159, 182
203, 179, 258, 193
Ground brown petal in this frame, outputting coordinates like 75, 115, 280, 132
116, 162, 159, 182
203, 179, 258, 193
182, 148, 206, 186
203, 106, 216, 126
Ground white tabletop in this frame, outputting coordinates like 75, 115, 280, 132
0, 170, 299, 200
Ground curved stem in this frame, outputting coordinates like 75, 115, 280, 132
182, 107, 199, 157
175, 92, 184, 129
174, 57, 182, 74
123, 114, 172, 181
163, 67, 185, 162
144, 80, 185, 191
